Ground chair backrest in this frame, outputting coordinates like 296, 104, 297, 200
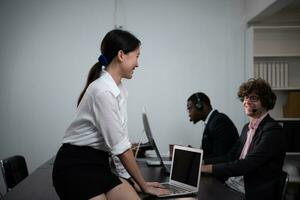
0, 155, 28, 191
280, 171, 289, 200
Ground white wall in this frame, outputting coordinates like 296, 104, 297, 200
0, 0, 246, 172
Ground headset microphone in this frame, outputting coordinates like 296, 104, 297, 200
252, 109, 257, 113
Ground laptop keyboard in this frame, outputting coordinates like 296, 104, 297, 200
162, 183, 190, 194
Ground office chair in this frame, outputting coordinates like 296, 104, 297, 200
280, 170, 289, 200
0, 155, 29, 192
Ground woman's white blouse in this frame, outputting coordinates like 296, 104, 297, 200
62, 70, 131, 155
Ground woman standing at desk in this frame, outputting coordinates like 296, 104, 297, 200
202, 78, 286, 200
52, 29, 168, 200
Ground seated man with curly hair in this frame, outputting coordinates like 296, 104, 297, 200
202, 78, 286, 200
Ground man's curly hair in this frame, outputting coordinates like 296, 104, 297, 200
237, 78, 276, 111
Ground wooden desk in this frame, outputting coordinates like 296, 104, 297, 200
3, 158, 242, 200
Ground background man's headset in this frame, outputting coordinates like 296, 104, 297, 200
195, 93, 204, 111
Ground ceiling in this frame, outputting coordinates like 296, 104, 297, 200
248, 0, 300, 26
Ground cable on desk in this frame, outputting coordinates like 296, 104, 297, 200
134, 129, 145, 158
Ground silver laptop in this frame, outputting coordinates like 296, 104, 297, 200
142, 111, 172, 173
159, 145, 203, 198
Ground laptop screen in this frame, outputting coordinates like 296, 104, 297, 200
171, 148, 201, 187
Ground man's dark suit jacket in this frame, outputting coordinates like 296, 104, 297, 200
202, 110, 239, 159
205, 114, 286, 200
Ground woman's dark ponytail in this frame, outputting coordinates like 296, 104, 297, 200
77, 62, 102, 106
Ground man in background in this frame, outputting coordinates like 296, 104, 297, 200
187, 92, 239, 159
201, 78, 286, 200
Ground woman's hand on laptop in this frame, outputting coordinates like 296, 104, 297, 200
201, 164, 213, 173
132, 181, 169, 194
142, 182, 170, 196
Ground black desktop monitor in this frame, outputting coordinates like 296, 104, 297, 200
142, 112, 170, 173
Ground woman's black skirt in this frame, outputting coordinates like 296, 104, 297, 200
52, 143, 121, 200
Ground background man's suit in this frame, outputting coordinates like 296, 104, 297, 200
202, 110, 239, 159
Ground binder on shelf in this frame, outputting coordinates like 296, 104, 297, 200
271, 62, 276, 88
267, 63, 272, 86
275, 63, 280, 88
280, 63, 284, 88
259, 63, 264, 79
284, 63, 289, 88
263, 63, 268, 82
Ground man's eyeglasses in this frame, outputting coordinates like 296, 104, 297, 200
241, 95, 260, 102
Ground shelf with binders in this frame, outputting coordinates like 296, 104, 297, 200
252, 26, 300, 120
253, 26, 300, 90
253, 57, 300, 120
253, 56, 300, 90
